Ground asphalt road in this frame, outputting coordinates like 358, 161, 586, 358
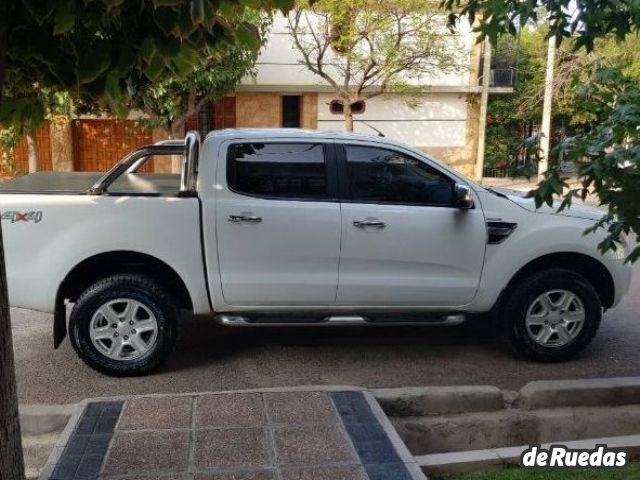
13, 266, 640, 405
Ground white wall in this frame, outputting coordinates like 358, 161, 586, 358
316, 93, 468, 147
242, 13, 475, 89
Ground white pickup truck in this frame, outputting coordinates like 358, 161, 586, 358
0, 130, 632, 375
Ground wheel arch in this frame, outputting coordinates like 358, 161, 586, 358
54, 251, 193, 348
495, 252, 615, 315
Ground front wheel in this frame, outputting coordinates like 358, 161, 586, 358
502, 268, 602, 362
69, 274, 178, 376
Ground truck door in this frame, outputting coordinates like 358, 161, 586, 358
211, 139, 341, 307
335, 142, 486, 307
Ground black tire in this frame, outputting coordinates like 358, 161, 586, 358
69, 274, 178, 376
502, 268, 602, 362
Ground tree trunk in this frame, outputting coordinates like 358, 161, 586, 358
0, 229, 25, 480
343, 102, 354, 132
26, 129, 38, 173
0, 2, 27, 479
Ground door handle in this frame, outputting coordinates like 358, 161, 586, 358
353, 219, 386, 229
228, 214, 262, 223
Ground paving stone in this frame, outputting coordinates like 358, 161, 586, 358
102, 430, 190, 475
331, 392, 378, 424
353, 439, 402, 464
195, 471, 276, 480
51, 455, 81, 479
99, 475, 188, 480
273, 424, 356, 466
76, 415, 99, 435
195, 393, 265, 428
85, 434, 111, 456
94, 416, 118, 434
364, 463, 414, 480
343, 422, 388, 443
194, 428, 270, 470
65, 434, 91, 456
279, 465, 367, 480
265, 392, 338, 425
99, 475, 189, 480
85, 401, 124, 418
119, 396, 193, 430
75, 454, 103, 479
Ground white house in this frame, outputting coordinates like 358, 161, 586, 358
213, 14, 513, 177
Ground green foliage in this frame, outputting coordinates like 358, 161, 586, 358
2, 0, 293, 126
0, 127, 21, 175
289, 0, 466, 121
531, 67, 640, 262
442, 0, 640, 52
129, 12, 271, 132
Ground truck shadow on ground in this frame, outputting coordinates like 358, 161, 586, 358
167, 313, 511, 372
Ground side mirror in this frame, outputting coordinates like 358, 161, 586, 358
454, 184, 474, 209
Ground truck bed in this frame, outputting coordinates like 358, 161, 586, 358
0, 172, 181, 195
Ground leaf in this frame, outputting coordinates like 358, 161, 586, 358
22, 0, 56, 24
76, 47, 111, 84
234, 23, 260, 51
153, 7, 179, 36
152, 0, 184, 6
144, 54, 165, 80
53, 2, 76, 35
140, 38, 156, 64
190, 0, 205, 25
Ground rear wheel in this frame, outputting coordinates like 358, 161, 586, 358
502, 268, 602, 362
69, 274, 177, 376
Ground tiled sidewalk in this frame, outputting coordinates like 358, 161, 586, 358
41, 389, 425, 480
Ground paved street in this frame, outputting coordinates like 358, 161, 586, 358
13, 265, 640, 405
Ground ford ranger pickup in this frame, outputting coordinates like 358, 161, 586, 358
0, 130, 633, 375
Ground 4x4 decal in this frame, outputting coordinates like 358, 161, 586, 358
1, 211, 43, 223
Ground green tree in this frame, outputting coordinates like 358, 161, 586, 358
289, 0, 466, 131
129, 13, 271, 138
443, 0, 640, 261
0, 2, 291, 478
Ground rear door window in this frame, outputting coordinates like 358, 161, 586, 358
227, 143, 328, 199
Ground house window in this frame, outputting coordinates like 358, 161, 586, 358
282, 95, 302, 128
329, 99, 366, 115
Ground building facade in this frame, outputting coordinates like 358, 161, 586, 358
2, 14, 513, 178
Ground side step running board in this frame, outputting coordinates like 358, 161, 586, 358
216, 314, 465, 327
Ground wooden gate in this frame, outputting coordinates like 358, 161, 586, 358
0, 123, 52, 175
72, 119, 153, 172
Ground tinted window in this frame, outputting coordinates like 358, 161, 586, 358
228, 143, 327, 198
345, 146, 454, 205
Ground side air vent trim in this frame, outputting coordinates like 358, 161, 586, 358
487, 221, 517, 244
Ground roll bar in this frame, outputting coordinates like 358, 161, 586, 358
88, 131, 201, 195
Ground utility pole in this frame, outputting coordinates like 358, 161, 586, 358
475, 38, 492, 182
538, 35, 556, 180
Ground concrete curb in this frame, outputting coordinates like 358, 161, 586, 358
416, 434, 640, 475
38, 401, 87, 480
373, 386, 504, 416
518, 377, 640, 410
20, 404, 76, 436
362, 392, 428, 480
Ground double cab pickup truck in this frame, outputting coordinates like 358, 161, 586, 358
0, 130, 633, 376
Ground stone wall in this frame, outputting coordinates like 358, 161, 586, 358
236, 92, 318, 129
